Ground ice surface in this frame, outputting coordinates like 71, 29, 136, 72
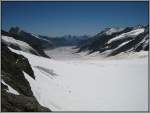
9, 47, 148, 111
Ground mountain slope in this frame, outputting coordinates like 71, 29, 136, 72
1, 42, 51, 111
77, 25, 149, 56
2, 34, 39, 55
6, 27, 53, 58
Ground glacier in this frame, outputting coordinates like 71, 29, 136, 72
9, 47, 148, 111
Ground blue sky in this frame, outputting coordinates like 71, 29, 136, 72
2, 1, 149, 37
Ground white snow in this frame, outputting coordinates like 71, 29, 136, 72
2, 35, 38, 54
107, 28, 145, 44
112, 40, 131, 51
116, 40, 131, 48
9, 47, 148, 111
135, 34, 149, 49
105, 28, 124, 35
100, 40, 131, 56
45, 46, 82, 60
1, 80, 19, 95
143, 39, 149, 49
107, 51, 148, 60
30, 33, 50, 42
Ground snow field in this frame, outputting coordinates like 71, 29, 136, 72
9, 47, 148, 111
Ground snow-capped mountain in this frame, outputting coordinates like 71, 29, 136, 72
8, 27, 53, 57
77, 25, 149, 56
9, 27, 52, 46
104, 27, 125, 35
2, 35, 39, 55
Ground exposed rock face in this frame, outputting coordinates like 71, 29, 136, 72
1, 84, 50, 112
1, 42, 51, 112
2, 42, 34, 96
77, 27, 133, 52
5, 27, 52, 58
2, 30, 39, 55
77, 25, 149, 56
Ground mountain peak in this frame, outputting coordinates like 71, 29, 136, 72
9, 26, 20, 34
104, 27, 124, 35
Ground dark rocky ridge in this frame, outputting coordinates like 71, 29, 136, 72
2, 30, 41, 56
7, 27, 52, 58
1, 42, 51, 111
77, 27, 133, 53
77, 25, 149, 56
1, 84, 50, 112
107, 26, 149, 56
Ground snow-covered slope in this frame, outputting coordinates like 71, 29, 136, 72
134, 34, 149, 51
2, 35, 39, 55
105, 27, 124, 35
77, 25, 149, 56
9, 27, 51, 44
107, 28, 145, 44
30, 33, 50, 42
2, 29, 51, 57
9, 47, 148, 111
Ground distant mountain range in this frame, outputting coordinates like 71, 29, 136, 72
39, 34, 90, 47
